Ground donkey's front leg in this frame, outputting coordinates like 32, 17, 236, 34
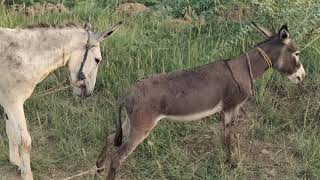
5, 110, 22, 168
222, 106, 239, 166
6, 102, 33, 180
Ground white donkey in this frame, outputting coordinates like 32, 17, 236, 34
0, 21, 122, 179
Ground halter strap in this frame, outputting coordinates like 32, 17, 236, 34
224, 60, 241, 93
245, 53, 255, 94
78, 30, 91, 80
224, 48, 272, 95
256, 47, 272, 69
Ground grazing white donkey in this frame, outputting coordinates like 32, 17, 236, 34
0, 21, 122, 179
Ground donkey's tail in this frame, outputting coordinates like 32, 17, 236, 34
114, 102, 124, 147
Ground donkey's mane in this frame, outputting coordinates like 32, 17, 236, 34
25, 22, 84, 29
254, 36, 275, 47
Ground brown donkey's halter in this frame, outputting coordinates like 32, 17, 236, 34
224, 60, 242, 92
245, 52, 255, 92
256, 47, 272, 69
226, 47, 273, 95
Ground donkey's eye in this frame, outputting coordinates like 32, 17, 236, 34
95, 58, 101, 64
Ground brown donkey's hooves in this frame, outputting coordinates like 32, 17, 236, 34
225, 159, 238, 169
95, 163, 105, 174
97, 168, 105, 174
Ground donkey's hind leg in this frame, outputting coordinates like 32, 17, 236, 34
107, 111, 160, 180
96, 120, 130, 171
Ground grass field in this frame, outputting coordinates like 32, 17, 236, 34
0, 0, 320, 179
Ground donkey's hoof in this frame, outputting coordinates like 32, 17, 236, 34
225, 159, 237, 169
21, 172, 34, 180
96, 166, 106, 174
96, 161, 106, 174
16, 167, 21, 175
9, 156, 22, 168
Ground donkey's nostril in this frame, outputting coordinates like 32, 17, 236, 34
86, 91, 93, 97
297, 76, 301, 81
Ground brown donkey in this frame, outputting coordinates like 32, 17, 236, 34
97, 24, 306, 179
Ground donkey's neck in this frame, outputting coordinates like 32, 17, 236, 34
29, 28, 88, 84
225, 47, 274, 93
243, 47, 271, 80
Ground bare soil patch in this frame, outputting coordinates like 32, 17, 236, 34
218, 5, 251, 22
116, 3, 149, 15
9, 3, 68, 16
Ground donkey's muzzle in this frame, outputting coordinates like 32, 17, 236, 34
287, 65, 306, 84
71, 80, 92, 98
74, 80, 86, 88
85, 90, 93, 97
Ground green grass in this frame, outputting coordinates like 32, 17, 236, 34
0, 0, 320, 179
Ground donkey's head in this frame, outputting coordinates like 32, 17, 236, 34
68, 22, 122, 97
254, 23, 306, 84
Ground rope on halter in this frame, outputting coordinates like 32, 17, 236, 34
245, 52, 255, 95
224, 60, 242, 93
256, 47, 272, 69
31, 82, 70, 98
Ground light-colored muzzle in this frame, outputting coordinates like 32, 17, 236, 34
71, 80, 93, 97
287, 65, 306, 84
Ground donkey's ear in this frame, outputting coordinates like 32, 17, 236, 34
97, 21, 123, 41
278, 24, 290, 40
251, 22, 274, 38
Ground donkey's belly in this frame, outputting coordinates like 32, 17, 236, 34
164, 101, 223, 121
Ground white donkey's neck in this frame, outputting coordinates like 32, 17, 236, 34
0, 27, 87, 101
26, 28, 88, 83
